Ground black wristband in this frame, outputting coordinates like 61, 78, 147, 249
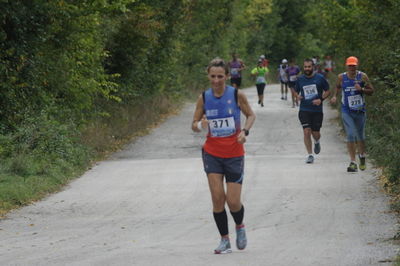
242, 128, 249, 136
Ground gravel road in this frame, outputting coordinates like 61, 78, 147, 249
0, 84, 398, 266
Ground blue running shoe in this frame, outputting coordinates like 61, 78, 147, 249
236, 225, 247, 250
214, 238, 232, 254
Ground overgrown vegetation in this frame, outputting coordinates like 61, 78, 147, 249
1, 0, 399, 216
313, 0, 400, 210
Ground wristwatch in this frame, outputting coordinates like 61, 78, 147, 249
242, 128, 249, 136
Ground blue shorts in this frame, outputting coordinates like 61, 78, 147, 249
342, 111, 366, 142
202, 149, 244, 184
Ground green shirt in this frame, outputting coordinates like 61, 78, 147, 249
251, 66, 269, 84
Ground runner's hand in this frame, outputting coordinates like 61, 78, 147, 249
237, 131, 246, 144
194, 115, 208, 132
312, 98, 322, 106
201, 117, 208, 129
200, 116, 208, 130
330, 96, 337, 104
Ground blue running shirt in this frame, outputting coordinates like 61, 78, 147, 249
341, 71, 366, 114
203, 86, 241, 137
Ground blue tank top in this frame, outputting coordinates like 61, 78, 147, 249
203, 86, 241, 138
341, 71, 365, 113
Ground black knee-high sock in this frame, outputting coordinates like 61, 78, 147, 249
230, 205, 244, 225
213, 209, 228, 236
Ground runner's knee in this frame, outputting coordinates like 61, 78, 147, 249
303, 128, 312, 137
212, 194, 226, 210
226, 198, 241, 211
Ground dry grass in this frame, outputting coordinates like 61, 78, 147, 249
0, 95, 185, 217
81, 95, 183, 160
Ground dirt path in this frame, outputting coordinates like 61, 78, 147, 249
0, 84, 397, 265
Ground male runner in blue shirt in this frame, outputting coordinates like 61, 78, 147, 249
292, 58, 330, 163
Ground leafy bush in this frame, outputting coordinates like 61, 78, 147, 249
367, 49, 400, 183
1, 108, 89, 176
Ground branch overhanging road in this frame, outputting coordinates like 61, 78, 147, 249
0, 84, 398, 266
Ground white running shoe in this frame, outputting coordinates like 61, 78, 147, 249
306, 155, 314, 164
214, 238, 232, 254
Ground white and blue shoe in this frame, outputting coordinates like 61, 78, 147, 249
214, 238, 232, 254
236, 225, 247, 250
306, 155, 314, 164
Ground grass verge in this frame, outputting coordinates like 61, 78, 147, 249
0, 93, 186, 217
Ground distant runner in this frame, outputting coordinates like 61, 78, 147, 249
286, 59, 301, 108
330, 56, 374, 172
259, 55, 269, 67
323, 55, 335, 78
314, 56, 323, 75
229, 53, 245, 90
278, 59, 289, 100
251, 59, 269, 107
292, 58, 330, 164
192, 58, 256, 254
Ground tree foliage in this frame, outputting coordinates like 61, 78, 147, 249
309, 0, 400, 183
1, 0, 400, 211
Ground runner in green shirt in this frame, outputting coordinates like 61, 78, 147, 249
251, 60, 269, 107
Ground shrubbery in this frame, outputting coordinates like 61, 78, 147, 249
367, 49, 400, 184
315, 1, 400, 185
1, 0, 399, 213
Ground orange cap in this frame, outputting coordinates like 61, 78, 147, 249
346, 56, 358, 66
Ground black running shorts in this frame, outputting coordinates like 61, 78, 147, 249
256, 83, 266, 95
231, 77, 242, 87
298, 110, 323, 132
202, 149, 244, 184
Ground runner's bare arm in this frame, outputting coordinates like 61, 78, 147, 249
361, 73, 374, 96
330, 74, 342, 104
291, 87, 302, 100
191, 94, 207, 132
322, 87, 331, 100
313, 88, 331, 106
238, 91, 256, 130
239, 59, 246, 70
236, 91, 255, 144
